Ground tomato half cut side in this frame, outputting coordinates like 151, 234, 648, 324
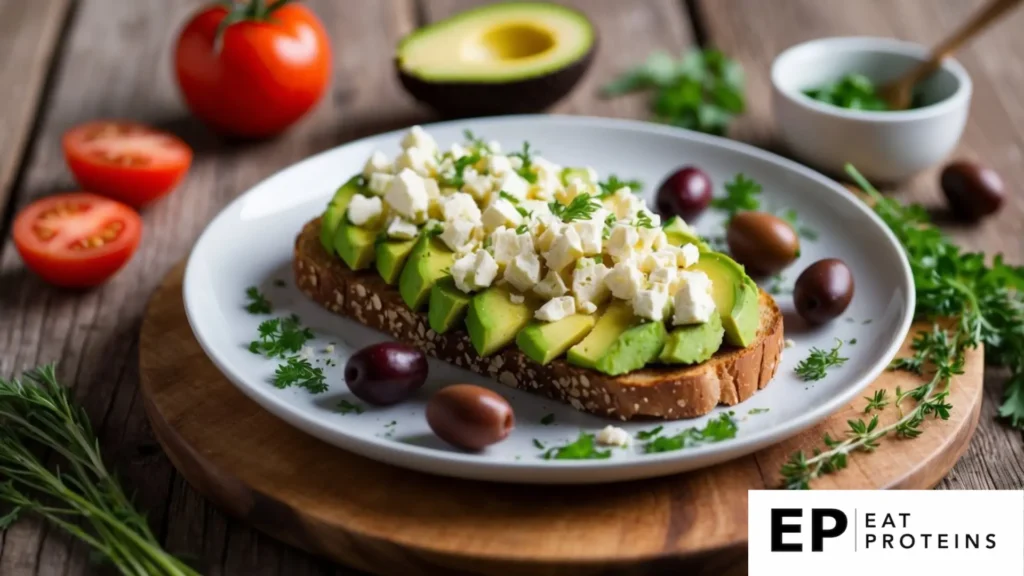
13, 193, 143, 288
63, 121, 193, 208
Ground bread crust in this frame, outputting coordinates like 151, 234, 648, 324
295, 219, 784, 421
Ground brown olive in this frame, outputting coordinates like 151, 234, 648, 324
726, 211, 800, 275
793, 258, 854, 325
940, 160, 1005, 222
426, 384, 514, 450
345, 342, 428, 406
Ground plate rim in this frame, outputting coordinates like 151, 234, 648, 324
182, 114, 915, 482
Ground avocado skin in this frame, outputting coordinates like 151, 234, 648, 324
566, 300, 634, 369
428, 277, 472, 334
320, 176, 363, 254
692, 252, 759, 348
595, 321, 668, 377
660, 311, 725, 365
395, 45, 595, 117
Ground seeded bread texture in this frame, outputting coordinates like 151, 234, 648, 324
295, 219, 784, 420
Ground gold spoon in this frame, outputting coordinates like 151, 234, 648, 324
879, 0, 1022, 110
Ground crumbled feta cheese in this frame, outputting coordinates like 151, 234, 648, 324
394, 146, 435, 177
784, 339, 796, 349
440, 219, 477, 253
509, 292, 525, 304
533, 269, 568, 299
493, 170, 529, 201
385, 169, 429, 220
535, 296, 575, 322
610, 186, 644, 219
473, 249, 499, 289
580, 302, 597, 314
509, 156, 524, 170
596, 425, 631, 447
441, 192, 482, 223
504, 252, 542, 292
572, 259, 610, 310
386, 217, 419, 240
607, 224, 639, 263
555, 180, 590, 206
673, 270, 716, 325
363, 151, 393, 178
531, 158, 563, 200
400, 125, 437, 154
487, 140, 502, 154
481, 198, 524, 232
449, 142, 468, 160
605, 261, 645, 300
462, 168, 493, 201
641, 250, 678, 274
543, 225, 584, 271
450, 252, 475, 292
347, 194, 382, 226
491, 226, 534, 266
451, 249, 498, 292
648, 264, 678, 286
536, 218, 564, 253
520, 199, 552, 220
324, 344, 335, 354
367, 172, 394, 196
637, 226, 666, 253
667, 243, 700, 268
572, 218, 604, 256
633, 283, 671, 322
486, 154, 513, 176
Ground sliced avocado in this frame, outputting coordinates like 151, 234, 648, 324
662, 216, 711, 251
428, 277, 471, 334
517, 314, 596, 365
595, 321, 668, 376
320, 176, 364, 254
399, 235, 454, 311
334, 220, 378, 271
567, 300, 635, 369
395, 3, 595, 116
376, 238, 417, 285
692, 252, 759, 348
660, 310, 725, 365
466, 287, 535, 357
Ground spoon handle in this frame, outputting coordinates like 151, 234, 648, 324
910, 0, 1022, 83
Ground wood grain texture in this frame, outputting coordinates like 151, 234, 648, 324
0, 0, 70, 219
696, 0, 1024, 493
139, 263, 983, 576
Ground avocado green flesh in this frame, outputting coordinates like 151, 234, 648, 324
320, 177, 363, 255
376, 239, 417, 285
595, 321, 668, 376
396, 2, 595, 83
692, 252, 759, 348
334, 221, 378, 271
428, 277, 471, 334
660, 311, 725, 365
399, 236, 454, 311
566, 300, 635, 369
517, 314, 596, 365
662, 216, 711, 251
466, 287, 535, 357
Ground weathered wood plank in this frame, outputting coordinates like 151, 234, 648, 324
697, 0, 1024, 491
0, 0, 419, 574
0, 0, 71, 217
420, 0, 695, 118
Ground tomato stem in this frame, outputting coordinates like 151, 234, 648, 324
214, 0, 295, 49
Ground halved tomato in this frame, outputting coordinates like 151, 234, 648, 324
63, 121, 192, 208
13, 193, 143, 288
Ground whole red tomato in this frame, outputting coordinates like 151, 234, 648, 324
174, 2, 331, 138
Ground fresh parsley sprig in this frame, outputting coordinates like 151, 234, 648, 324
643, 413, 738, 453
633, 211, 656, 229
248, 315, 314, 358
597, 175, 643, 198
245, 286, 272, 314
794, 339, 848, 381
541, 432, 611, 460
710, 173, 762, 219
550, 193, 601, 223
509, 142, 539, 184
439, 153, 482, 189
603, 49, 745, 135
273, 356, 327, 394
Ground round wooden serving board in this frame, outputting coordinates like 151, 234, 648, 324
140, 263, 984, 576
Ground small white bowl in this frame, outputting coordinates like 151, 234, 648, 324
771, 36, 972, 182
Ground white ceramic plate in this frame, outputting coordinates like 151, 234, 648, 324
183, 115, 913, 484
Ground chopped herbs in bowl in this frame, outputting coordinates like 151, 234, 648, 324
803, 73, 890, 111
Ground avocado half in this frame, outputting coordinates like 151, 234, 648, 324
396, 2, 596, 117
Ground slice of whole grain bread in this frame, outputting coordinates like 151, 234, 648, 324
295, 219, 784, 420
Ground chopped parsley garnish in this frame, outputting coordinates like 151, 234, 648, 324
532, 439, 545, 450
541, 432, 611, 460
748, 408, 770, 415
248, 315, 314, 358
862, 319, 873, 325
597, 174, 643, 198
710, 173, 761, 219
440, 153, 482, 189
509, 142, 539, 183
462, 129, 487, 150
633, 211, 656, 229
602, 213, 618, 239
423, 220, 444, 237
272, 356, 327, 394
245, 286, 272, 314
540, 413, 555, 425
515, 223, 529, 235
499, 190, 520, 204
643, 413, 738, 453
337, 399, 364, 415
550, 193, 601, 223
794, 339, 848, 381
804, 74, 889, 111
848, 338, 858, 345
635, 425, 663, 440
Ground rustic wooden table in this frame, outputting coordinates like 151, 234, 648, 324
1, 0, 1022, 574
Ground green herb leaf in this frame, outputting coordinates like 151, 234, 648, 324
863, 390, 888, 414
795, 339, 848, 382
748, 407, 770, 415
540, 413, 555, 425
635, 425, 664, 440
273, 356, 327, 393
245, 286, 272, 314
643, 413, 738, 453
597, 174, 643, 198
509, 141, 539, 184
549, 193, 601, 223
337, 399, 364, 415
633, 211, 656, 229
710, 173, 761, 219
542, 433, 612, 460
532, 439, 545, 450
804, 74, 889, 111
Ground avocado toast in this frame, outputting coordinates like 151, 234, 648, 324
296, 218, 782, 420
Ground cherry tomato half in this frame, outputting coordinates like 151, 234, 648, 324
13, 193, 143, 288
63, 121, 193, 208
174, 3, 331, 138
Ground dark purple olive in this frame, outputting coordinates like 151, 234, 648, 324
726, 211, 800, 276
344, 342, 428, 405
940, 160, 1005, 222
793, 258, 854, 325
426, 384, 514, 450
656, 166, 713, 221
